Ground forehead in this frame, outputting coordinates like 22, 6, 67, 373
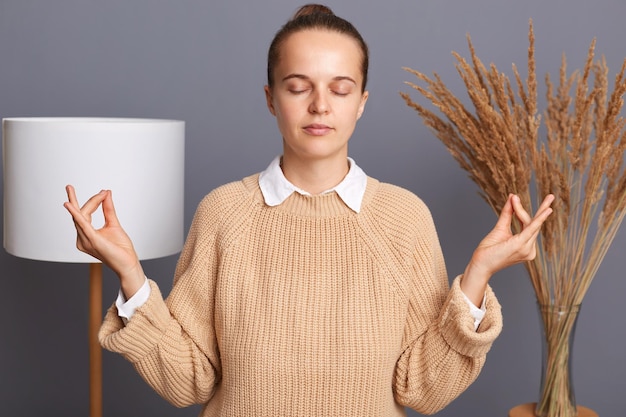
276, 29, 363, 80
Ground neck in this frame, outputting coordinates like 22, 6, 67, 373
280, 153, 350, 195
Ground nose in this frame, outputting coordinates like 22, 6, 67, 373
309, 90, 330, 115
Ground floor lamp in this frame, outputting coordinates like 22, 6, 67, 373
2, 117, 185, 417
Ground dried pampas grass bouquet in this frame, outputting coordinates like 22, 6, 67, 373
401, 20, 626, 417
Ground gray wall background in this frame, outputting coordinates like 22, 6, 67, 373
1, 1, 625, 416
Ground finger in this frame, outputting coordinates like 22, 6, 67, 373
65, 184, 81, 209
493, 194, 515, 230
528, 197, 554, 229
64, 192, 84, 221
63, 200, 94, 246
534, 194, 555, 218
102, 190, 122, 228
518, 203, 553, 242
64, 186, 104, 254
511, 194, 555, 236
65, 185, 106, 222
63, 188, 99, 231
79, 190, 108, 218
64, 199, 92, 231
511, 194, 532, 226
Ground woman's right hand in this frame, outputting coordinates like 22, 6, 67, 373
64, 185, 145, 298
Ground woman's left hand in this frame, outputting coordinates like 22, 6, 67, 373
460, 193, 555, 306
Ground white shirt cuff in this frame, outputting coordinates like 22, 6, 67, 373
462, 292, 486, 331
115, 277, 151, 324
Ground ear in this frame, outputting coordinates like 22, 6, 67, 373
264, 85, 276, 116
356, 90, 369, 120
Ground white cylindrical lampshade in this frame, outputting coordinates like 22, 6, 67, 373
3, 117, 185, 263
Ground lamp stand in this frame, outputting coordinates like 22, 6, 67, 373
89, 263, 103, 417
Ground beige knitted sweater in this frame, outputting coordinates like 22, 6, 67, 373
99, 174, 502, 416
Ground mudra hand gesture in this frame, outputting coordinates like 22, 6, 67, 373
460, 193, 555, 305
64, 185, 145, 298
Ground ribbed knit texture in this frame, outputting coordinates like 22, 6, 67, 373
99, 174, 502, 416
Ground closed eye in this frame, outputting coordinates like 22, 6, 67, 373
330, 81, 355, 97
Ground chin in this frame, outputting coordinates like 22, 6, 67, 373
286, 140, 348, 159
294, 147, 348, 161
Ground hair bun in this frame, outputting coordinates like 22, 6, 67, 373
292, 4, 334, 20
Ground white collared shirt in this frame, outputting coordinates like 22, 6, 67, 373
118, 155, 485, 329
259, 155, 367, 212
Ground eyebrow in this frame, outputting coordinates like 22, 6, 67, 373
281, 74, 357, 85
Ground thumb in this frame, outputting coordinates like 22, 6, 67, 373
102, 190, 122, 228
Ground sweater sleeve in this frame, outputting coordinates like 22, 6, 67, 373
98, 194, 223, 407
392, 200, 503, 414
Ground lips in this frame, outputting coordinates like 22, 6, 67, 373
303, 123, 333, 136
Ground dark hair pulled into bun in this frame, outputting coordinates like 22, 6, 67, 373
291, 4, 334, 20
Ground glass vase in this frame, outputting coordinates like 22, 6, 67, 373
535, 303, 581, 417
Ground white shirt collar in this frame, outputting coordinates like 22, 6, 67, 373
258, 155, 367, 213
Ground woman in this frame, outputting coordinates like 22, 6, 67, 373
64, 4, 554, 416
